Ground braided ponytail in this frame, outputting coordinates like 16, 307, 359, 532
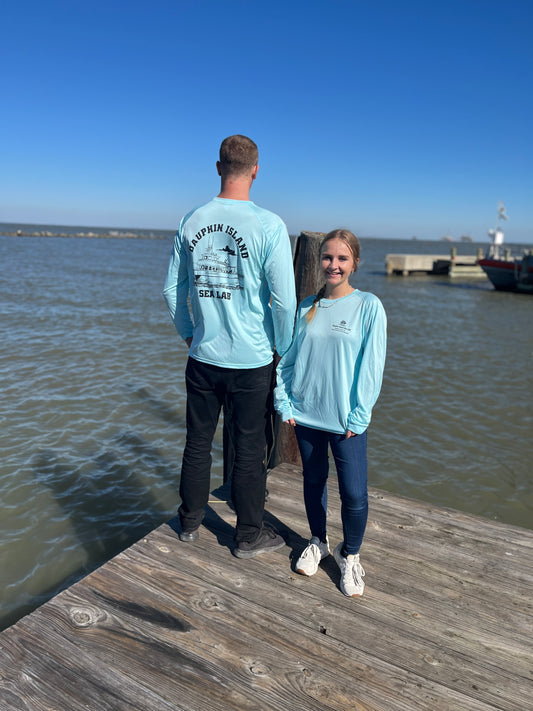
305, 283, 327, 323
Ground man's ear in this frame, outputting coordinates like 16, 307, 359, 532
216, 160, 222, 176
251, 164, 259, 181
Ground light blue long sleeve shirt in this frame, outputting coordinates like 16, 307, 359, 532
163, 197, 296, 368
274, 289, 387, 434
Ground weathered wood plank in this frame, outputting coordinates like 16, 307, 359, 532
0, 463, 531, 711
125, 527, 531, 710
0, 543, 504, 711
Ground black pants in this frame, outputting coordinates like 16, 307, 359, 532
179, 357, 274, 543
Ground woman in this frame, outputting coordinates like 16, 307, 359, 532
274, 229, 386, 597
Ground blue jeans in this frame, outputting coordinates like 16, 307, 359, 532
295, 425, 368, 555
179, 357, 274, 543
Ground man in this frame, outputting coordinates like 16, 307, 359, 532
163, 135, 296, 558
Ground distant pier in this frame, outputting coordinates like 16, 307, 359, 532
386, 248, 485, 277
1, 463, 531, 710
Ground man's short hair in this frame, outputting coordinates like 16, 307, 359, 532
219, 135, 259, 177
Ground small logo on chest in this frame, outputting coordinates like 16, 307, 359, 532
331, 319, 351, 334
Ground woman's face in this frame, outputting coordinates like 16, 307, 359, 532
320, 238, 358, 293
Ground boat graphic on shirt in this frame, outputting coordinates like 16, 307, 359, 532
193, 232, 244, 291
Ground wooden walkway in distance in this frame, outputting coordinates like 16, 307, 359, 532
1, 463, 531, 710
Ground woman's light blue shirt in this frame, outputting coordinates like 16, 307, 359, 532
274, 289, 387, 434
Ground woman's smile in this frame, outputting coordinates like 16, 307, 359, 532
320, 238, 359, 297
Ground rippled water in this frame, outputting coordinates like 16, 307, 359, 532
1, 231, 532, 630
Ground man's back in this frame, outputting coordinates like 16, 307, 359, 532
163, 196, 296, 368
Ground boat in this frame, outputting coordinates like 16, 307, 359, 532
478, 254, 533, 293
477, 203, 533, 293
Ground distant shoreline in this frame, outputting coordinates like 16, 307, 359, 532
0, 228, 171, 240
1, 224, 531, 248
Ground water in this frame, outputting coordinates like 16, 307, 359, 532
1, 228, 532, 630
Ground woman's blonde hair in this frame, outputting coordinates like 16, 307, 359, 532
305, 229, 360, 323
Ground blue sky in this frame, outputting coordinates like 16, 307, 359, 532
2, 0, 532, 241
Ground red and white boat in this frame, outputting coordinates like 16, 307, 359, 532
478, 253, 533, 293
477, 204, 533, 293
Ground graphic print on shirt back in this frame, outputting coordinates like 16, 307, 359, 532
190, 223, 248, 297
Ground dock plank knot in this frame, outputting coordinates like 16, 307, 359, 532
68, 605, 106, 628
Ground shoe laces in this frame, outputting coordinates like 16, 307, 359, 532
346, 554, 365, 584
300, 542, 321, 564
262, 524, 279, 540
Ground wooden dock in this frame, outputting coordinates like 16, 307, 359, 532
1, 463, 531, 710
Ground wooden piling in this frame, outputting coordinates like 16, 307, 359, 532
292, 230, 326, 303
270, 231, 326, 469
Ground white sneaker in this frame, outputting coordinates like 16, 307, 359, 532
333, 543, 365, 597
295, 536, 330, 576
